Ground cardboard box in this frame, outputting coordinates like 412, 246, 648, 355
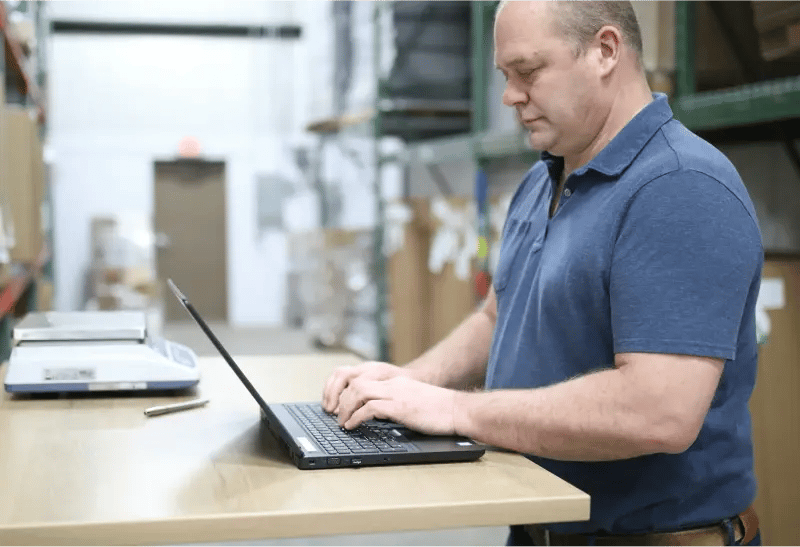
36, 278, 54, 311
631, 1, 675, 95
9, 19, 36, 56
750, 257, 800, 545
0, 263, 12, 289
752, 2, 800, 61
388, 197, 478, 365
1, 106, 45, 264
389, 198, 434, 365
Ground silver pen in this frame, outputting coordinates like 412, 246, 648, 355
144, 398, 209, 417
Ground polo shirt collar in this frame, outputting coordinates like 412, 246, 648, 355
541, 93, 674, 179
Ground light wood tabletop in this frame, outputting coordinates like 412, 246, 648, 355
0, 353, 590, 545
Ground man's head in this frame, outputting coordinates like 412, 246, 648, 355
494, 1, 649, 167
525, 1, 643, 67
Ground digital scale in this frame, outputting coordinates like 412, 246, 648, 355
4, 311, 200, 393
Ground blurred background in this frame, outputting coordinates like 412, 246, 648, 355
1, 1, 800, 544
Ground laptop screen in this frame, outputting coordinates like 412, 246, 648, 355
167, 278, 272, 414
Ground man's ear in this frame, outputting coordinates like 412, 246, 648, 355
594, 25, 622, 77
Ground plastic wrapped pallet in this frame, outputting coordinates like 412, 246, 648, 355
288, 228, 378, 359
329, 1, 472, 140
85, 214, 160, 319
385, 1, 471, 102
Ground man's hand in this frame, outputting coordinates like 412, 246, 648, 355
335, 375, 458, 436
321, 361, 409, 414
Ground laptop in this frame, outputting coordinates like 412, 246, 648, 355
167, 279, 485, 469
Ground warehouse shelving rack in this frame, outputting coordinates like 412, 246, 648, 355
672, 2, 800, 134
398, 3, 800, 545
405, 1, 800, 162
307, 1, 480, 362
398, 0, 800, 292
400, 1, 537, 167
0, 0, 49, 363
311, 1, 800, 364
308, 2, 403, 363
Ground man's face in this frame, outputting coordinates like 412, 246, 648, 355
494, 2, 606, 158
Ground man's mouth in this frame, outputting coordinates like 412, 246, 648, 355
521, 117, 542, 127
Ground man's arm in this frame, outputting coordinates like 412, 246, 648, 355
322, 287, 497, 413
405, 286, 498, 389
336, 351, 723, 460
453, 352, 724, 460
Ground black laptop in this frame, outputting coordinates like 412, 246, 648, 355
167, 279, 485, 469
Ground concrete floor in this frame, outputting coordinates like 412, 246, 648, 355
162, 320, 317, 357
162, 320, 509, 546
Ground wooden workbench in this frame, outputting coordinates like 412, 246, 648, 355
0, 353, 589, 545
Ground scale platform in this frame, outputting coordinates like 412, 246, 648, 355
5, 311, 200, 394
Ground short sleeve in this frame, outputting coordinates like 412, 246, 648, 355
610, 171, 763, 359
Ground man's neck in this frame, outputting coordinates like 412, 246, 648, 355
563, 77, 653, 176
549, 168, 568, 218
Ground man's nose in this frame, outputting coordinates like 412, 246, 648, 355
502, 81, 527, 107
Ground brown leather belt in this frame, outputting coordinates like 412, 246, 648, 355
524, 505, 759, 546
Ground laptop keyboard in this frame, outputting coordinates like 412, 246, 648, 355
286, 403, 409, 455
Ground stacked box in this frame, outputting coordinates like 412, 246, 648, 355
752, 2, 800, 61
86, 215, 160, 315
387, 197, 482, 366
630, 1, 675, 95
0, 106, 46, 264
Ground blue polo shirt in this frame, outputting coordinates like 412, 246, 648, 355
486, 94, 764, 535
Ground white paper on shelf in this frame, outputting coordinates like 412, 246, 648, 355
756, 277, 786, 344
383, 201, 412, 257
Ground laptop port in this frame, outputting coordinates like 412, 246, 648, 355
350, 458, 362, 466
326, 457, 341, 465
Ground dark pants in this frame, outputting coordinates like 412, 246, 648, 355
506, 525, 763, 546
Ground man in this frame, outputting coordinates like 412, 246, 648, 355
322, 2, 764, 545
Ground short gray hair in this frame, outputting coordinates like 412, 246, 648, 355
496, 1, 643, 64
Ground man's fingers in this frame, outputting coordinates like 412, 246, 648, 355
337, 378, 388, 427
322, 366, 359, 412
321, 376, 334, 411
344, 399, 394, 430
322, 361, 396, 413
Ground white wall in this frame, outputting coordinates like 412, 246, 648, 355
46, 1, 335, 325
46, 1, 289, 24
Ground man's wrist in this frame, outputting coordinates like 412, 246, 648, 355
402, 361, 439, 386
452, 390, 473, 438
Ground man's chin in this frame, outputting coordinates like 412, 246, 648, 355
527, 132, 553, 153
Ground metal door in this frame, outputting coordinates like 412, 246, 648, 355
154, 160, 227, 321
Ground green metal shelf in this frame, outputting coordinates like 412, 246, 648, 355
673, 76, 800, 131
403, 133, 474, 164
402, 130, 539, 165
672, 1, 800, 132
399, 1, 800, 169
398, 1, 535, 168
476, 131, 539, 162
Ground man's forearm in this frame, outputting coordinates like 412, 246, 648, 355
403, 309, 493, 390
454, 368, 689, 461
